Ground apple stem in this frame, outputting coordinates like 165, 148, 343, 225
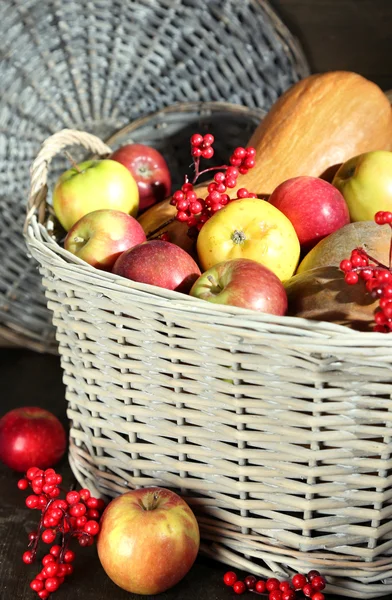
65, 151, 82, 173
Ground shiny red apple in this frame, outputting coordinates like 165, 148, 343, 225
190, 258, 287, 315
111, 143, 171, 213
113, 239, 201, 293
0, 407, 67, 472
97, 487, 200, 595
268, 176, 350, 250
64, 209, 146, 271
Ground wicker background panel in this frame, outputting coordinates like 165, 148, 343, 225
0, 0, 308, 351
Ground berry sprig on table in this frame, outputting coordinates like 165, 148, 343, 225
18, 466, 105, 599
170, 133, 258, 237
223, 569, 326, 598
340, 211, 392, 332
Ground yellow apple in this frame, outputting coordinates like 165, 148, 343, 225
196, 199, 300, 280
53, 159, 139, 231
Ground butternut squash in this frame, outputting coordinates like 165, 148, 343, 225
242, 71, 392, 195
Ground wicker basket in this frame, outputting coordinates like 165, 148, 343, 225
25, 103, 392, 599
0, 0, 309, 353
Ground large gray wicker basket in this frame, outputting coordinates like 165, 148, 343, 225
0, 0, 309, 353
25, 110, 392, 598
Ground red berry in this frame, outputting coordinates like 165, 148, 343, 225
203, 133, 214, 147
17, 478, 29, 490
38, 591, 50, 599
223, 571, 238, 586
79, 488, 91, 502
345, 271, 359, 285
292, 573, 307, 590
182, 182, 193, 193
66, 491, 80, 505
312, 594, 325, 600
23, 551, 34, 564
282, 591, 296, 600
56, 564, 68, 577
302, 583, 314, 597
202, 147, 214, 159
76, 516, 88, 528
45, 576, 60, 592
65, 563, 74, 576
269, 590, 282, 600
42, 529, 56, 544
26, 495, 39, 509
84, 520, 100, 536
246, 147, 256, 157
307, 570, 320, 581
191, 133, 203, 147
190, 201, 203, 215
233, 581, 247, 595
255, 580, 266, 593
239, 166, 249, 175
64, 550, 75, 563
225, 177, 237, 188
42, 554, 55, 566
69, 503, 87, 517
50, 545, 61, 557
45, 562, 59, 577
26, 467, 40, 480
244, 575, 257, 590
280, 581, 292, 592
176, 210, 189, 222
244, 157, 256, 169
311, 576, 326, 591
32, 476, 44, 493
192, 147, 202, 157
266, 578, 280, 592
214, 172, 226, 183
87, 509, 100, 520
31, 579, 44, 592
234, 147, 246, 159
28, 531, 38, 541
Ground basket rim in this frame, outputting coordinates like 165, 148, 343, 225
24, 103, 391, 345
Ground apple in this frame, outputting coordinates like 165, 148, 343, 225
190, 258, 287, 315
196, 198, 300, 281
0, 407, 66, 472
113, 240, 201, 293
97, 487, 200, 595
268, 176, 350, 250
64, 209, 146, 271
53, 159, 139, 231
111, 143, 171, 213
332, 151, 392, 222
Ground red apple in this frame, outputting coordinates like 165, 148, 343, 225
0, 407, 66, 472
190, 258, 287, 315
64, 209, 146, 271
111, 144, 171, 213
113, 239, 201, 293
97, 487, 200, 595
268, 176, 350, 250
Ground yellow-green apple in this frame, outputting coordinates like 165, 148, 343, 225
53, 159, 139, 231
332, 151, 392, 222
190, 258, 287, 315
268, 176, 350, 250
113, 239, 201, 293
64, 209, 146, 271
0, 407, 66, 472
111, 143, 171, 213
97, 487, 200, 595
196, 198, 300, 280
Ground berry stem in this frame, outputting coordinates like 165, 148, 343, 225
192, 164, 230, 184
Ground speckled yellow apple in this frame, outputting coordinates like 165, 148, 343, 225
97, 487, 200, 595
53, 159, 139, 231
196, 198, 300, 280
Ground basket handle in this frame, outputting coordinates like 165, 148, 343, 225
26, 129, 112, 227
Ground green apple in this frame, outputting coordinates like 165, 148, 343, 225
332, 151, 392, 222
53, 159, 139, 231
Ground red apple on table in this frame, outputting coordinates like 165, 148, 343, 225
268, 176, 350, 250
190, 258, 287, 315
0, 407, 66, 472
53, 159, 139, 231
64, 209, 146, 271
113, 239, 201, 293
97, 487, 200, 595
111, 143, 171, 213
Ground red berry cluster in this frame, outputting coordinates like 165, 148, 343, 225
340, 211, 392, 332
223, 569, 326, 599
18, 466, 105, 599
170, 133, 258, 236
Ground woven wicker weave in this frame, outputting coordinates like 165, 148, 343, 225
0, 0, 309, 352
25, 121, 392, 598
